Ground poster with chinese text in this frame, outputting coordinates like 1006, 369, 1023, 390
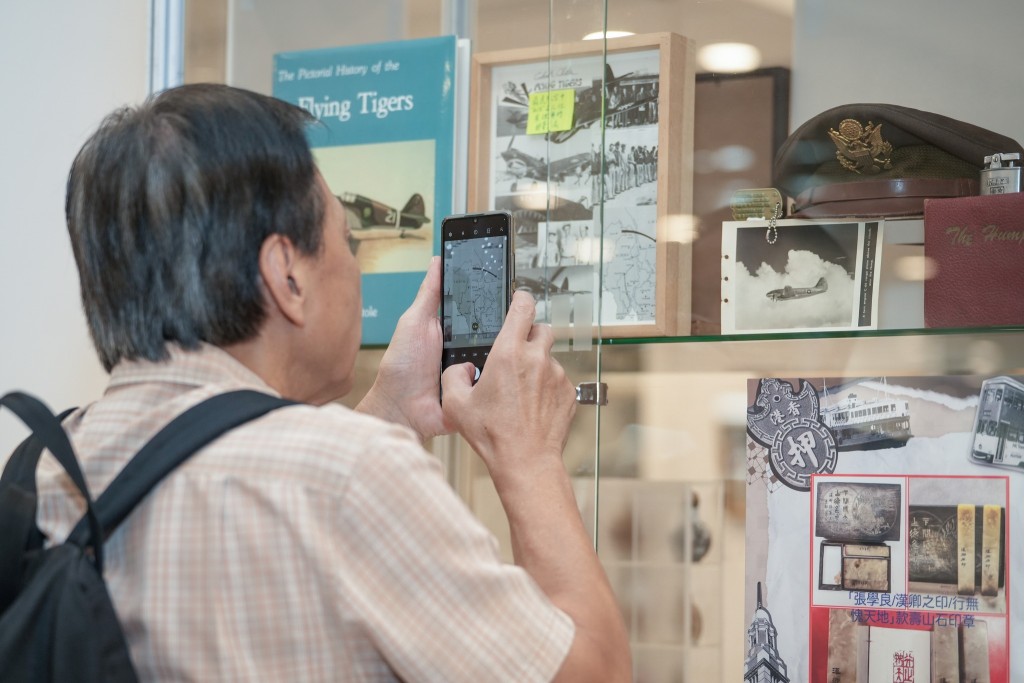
744, 375, 1022, 682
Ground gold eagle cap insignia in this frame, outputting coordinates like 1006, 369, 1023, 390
828, 118, 894, 174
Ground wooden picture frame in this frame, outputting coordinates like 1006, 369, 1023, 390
469, 33, 694, 338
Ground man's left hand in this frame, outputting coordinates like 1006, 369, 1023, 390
356, 256, 451, 441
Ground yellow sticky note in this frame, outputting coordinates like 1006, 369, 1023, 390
526, 89, 575, 135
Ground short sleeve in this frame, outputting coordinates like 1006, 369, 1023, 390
333, 429, 575, 682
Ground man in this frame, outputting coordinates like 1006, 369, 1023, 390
38, 84, 629, 681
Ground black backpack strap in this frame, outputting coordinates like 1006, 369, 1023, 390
0, 406, 78, 586
0, 393, 103, 572
0, 406, 78, 495
66, 389, 295, 550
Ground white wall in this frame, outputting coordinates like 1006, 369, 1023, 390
227, 0, 406, 93
0, 2, 149, 453
792, 0, 1024, 145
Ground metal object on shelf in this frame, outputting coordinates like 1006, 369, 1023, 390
575, 382, 608, 405
981, 152, 1021, 195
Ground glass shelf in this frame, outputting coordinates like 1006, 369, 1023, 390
600, 325, 1024, 346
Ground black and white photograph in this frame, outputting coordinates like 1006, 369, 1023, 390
515, 219, 596, 270
970, 376, 1024, 470
515, 219, 597, 321
470, 33, 693, 337
485, 47, 664, 329
492, 133, 595, 248
721, 219, 883, 333
601, 126, 659, 209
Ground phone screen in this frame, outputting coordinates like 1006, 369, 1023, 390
441, 211, 513, 378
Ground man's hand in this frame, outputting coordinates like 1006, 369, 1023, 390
441, 291, 631, 683
356, 257, 450, 441
440, 290, 577, 484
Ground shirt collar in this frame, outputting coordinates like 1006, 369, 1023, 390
106, 342, 279, 396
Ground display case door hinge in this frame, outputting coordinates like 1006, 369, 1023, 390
575, 382, 608, 406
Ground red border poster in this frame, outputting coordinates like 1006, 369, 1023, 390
744, 376, 1021, 682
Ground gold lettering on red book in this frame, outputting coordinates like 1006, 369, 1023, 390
982, 224, 1024, 245
944, 225, 974, 246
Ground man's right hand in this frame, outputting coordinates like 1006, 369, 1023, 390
440, 290, 577, 484
440, 290, 631, 683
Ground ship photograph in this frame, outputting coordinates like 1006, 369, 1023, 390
820, 380, 912, 451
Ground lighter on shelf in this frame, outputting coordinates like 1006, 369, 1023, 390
980, 152, 1021, 195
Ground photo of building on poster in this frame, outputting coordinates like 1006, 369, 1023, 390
745, 375, 1022, 682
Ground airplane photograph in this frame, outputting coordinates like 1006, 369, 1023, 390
499, 141, 593, 185
338, 192, 430, 240
494, 200, 593, 246
515, 264, 594, 324
549, 64, 659, 143
765, 276, 828, 302
493, 136, 595, 231
314, 139, 436, 274
722, 220, 882, 333
517, 267, 589, 298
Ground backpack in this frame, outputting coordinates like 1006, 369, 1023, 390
0, 389, 295, 682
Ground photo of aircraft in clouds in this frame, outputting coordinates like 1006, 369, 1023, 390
338, 192, 430, 242
765, 277, 828, 302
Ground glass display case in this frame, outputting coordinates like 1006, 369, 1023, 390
184, 2, 1024, 680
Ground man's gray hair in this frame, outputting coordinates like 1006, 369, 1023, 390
66, 83, 325, 371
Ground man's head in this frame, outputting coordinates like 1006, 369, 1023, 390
66, 84, 361, 395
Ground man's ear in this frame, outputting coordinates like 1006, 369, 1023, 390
259, 233, 305, 326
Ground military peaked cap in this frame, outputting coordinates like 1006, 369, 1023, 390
774, 103, 1024, 217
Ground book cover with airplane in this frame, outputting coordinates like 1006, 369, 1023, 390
274, 36, 460, 345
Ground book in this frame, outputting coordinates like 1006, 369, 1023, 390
273, 36, 464, 345
923, 191, 1024, 328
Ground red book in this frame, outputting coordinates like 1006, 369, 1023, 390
923, 192, 1024, 328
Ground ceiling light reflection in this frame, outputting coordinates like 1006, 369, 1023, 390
698, 42, 762, 73
894, 255, 937, 281
583, 30, 635, 41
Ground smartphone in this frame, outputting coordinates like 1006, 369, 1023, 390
441, 211, 514, 380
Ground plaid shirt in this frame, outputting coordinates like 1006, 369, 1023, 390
32, 344, 573, 682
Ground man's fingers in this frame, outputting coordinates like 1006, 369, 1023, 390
494, 291, 537, 349
440, 362, 475, 411
406, 256, 441, 318
527, 322, 555, 350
